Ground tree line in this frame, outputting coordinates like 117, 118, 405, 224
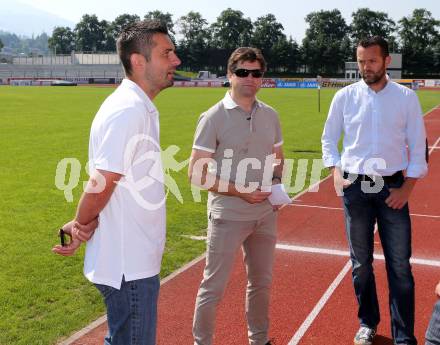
0, 31, 49, 56
45, 8, 440, 77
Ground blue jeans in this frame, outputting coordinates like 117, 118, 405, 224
342, 175, 416, 345
94, 275, 160, 345
426, 299, 440, 345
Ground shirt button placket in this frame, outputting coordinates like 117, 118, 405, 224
372, 94, 379, 156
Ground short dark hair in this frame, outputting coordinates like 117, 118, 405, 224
227, 47, 267, 74
116, 20, 169, 76
357, 36, 389, 58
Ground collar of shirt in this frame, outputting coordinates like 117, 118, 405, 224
121, 78, 159, 115
359, 75, 391, 95
222, 91, 261, 113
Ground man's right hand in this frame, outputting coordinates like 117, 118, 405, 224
332, 167, 352, 196
72, 218, 99, 242
240, 190, 271, 204
52, 237, 82, 256
52, 220, 81, 256
51, 218, 99, 256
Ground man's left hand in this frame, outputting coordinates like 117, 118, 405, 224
385, 187, 411, 209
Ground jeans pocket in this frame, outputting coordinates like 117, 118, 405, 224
343, 182, 354, 190
95, 283, 116, 299
342, 181, 356, 196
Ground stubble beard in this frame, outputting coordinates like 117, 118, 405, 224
362, 66, 386, 85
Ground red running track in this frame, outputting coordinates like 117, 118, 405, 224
62, 105, 440, 345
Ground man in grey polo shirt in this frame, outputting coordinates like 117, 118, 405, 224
188, 47, 284, 345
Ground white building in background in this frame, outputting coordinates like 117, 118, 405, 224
345, 53, 402, 80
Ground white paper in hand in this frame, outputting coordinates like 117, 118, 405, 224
268, 184, 292, 206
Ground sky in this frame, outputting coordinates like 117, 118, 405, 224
19, 0, 440, 42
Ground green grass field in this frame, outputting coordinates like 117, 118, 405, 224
0, 85, 438, 344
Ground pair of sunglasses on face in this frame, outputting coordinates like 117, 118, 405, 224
233, 68, 264, 78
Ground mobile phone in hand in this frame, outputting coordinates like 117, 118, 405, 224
59, 229, 66, 247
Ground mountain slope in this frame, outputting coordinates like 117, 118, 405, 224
0, 1, 74, 36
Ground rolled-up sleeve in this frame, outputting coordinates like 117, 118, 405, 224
405, 92, 428, 178
321, 91, 344, 168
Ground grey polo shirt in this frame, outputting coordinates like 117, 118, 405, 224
193, 91, 283, 221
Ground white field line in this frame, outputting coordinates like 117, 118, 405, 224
278, 175, 333, 212
287, 261, 352, 345
430, 137, 440, 155
276, 243, 440, 268
185, 236, 440, 268
287, 203, 440, 219
286, 229, 383, 345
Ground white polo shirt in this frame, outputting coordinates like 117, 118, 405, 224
321, 79, 427, 178
84, 79, 166, 289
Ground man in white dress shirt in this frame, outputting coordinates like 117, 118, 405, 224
52, 20, 181, 344
321, 36, 427, 345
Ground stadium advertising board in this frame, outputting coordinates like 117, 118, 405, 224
276, 80, 318, 88
414, 79, 425, 87
173, 81, 223, 87
261, 78, 276, 88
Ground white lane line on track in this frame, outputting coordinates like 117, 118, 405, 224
287, 261, 352, 345
430, 137, 440, 155
426, 104, 440, 115
184, 237, 440, 268
276, 243, 440, 267
287, 203, 440, 219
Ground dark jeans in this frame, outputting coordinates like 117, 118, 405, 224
342, 175, 416, 345
95, 275, 160, 345
426, 299, 440, 345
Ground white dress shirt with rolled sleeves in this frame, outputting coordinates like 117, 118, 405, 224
321, 79, 428, 178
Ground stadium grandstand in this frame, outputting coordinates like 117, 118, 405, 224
1, 51, 439, 91
0, 52, 125, 85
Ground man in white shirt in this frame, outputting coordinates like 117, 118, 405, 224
321, 36, 427, 345
52, 20, 181, 344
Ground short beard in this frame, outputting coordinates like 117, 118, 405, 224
362, 69, 386, 85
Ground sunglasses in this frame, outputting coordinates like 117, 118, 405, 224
233, 68, 264, 78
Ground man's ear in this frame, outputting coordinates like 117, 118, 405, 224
385, 55, 392, 68
130, 53, 145, 73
